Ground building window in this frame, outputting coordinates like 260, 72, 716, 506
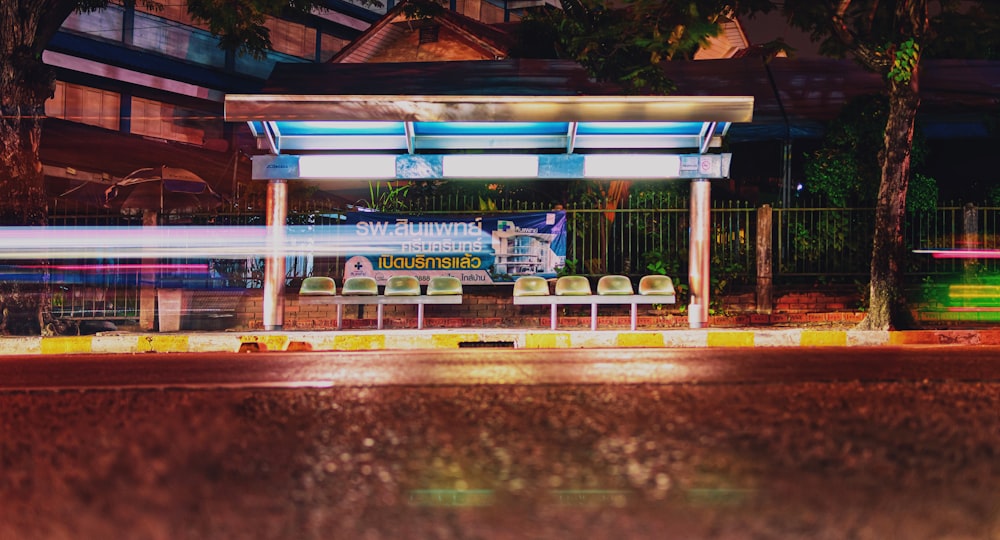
130, 97, 222, 147
62, 4, 126, 42
454, 0, 507, 24
130, 10, 227, 69
46, 81, 121, 131
134, 1, 210, 31
267, 17, 318, 60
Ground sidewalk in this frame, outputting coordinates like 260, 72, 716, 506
4, 325, 1000, 355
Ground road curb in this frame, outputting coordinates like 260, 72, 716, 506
5, 328, 1000, 356
4, 327, 990, 355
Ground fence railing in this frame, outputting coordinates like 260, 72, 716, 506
33, 196, 1000, 320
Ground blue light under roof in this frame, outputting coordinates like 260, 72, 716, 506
576, 122, 710, 135
414, 122, 570, 136
272, 121, 406, 137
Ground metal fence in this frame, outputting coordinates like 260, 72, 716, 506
35, 196, 1000, 320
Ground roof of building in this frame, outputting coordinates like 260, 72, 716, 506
329, 1, 514, 63
261, 58, 620, 95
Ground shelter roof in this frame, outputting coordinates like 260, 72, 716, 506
230, 59, 751, 157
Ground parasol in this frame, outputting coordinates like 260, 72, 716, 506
104, 165, 225, 214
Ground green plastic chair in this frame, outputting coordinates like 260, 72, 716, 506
639, 275, 675, 296
427, 276, 463, 296
385, 275, 420, 296
597, 275, 633, 295
555, 275, 591, 296
513, 276, 550, 296
342, 276, 378, 296
299, 276, 336, 296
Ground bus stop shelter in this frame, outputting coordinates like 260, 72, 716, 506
224, 59, 753, 330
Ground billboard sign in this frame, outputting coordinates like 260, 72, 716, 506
342, 211, 566, 285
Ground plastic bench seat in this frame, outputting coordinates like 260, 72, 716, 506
385, 275, 420, 296
597, 275, 633, 295
639, 275, 675, 296
296, 277, 336, 331
427, 276, 463, 296
555, 275, 591, 296
342, 276, 378, 296
300, 276, 336, 296
513, 275, 550, 296
513, 274, 676, 330
299, 274, 462, 330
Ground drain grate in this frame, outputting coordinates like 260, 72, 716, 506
458, 341, 516, 348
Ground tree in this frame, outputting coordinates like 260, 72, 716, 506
0, 0, 377, 332
778, 0, 1000, 330
510, 0, 773, 273
511, 0, 774, 93
515, 0, 998, 329
2, 0, 377, 226
803, 94, 937, 212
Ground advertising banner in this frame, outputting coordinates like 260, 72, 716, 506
343, 211, 566, 285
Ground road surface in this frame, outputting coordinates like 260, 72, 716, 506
1, 347, 998, 539
3, 346, 1000, 390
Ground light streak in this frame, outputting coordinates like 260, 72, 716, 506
14, 263, 210, 272
914, 249, 1000, 259
0, 225, 489, 260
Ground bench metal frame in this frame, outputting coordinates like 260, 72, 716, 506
513, 294, 676, 331
300, 295, 462, 330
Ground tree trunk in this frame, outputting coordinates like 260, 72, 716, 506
1, 0, 59, 225
856, 74, 920, 331
0, 15, 57, 334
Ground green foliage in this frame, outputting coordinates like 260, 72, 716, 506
362, 181, 411, 212
400, 0, 446, 20
802, 95, 886, 206
708, 253, 747, 315
478, 196, 498, 212
888, 39, 920, 83
557, 258, 579, 277
645, 258, 669, 276
923, 2, 1000, 60
511, 0, 774, 94
802, 94, 937, 208
642, 249, 679, 277
134, 0, 388, 60
906, 173, 938, 213
780, 211, 870, 278
642, 249, 688, 308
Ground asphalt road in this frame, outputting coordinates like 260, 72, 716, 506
4, 346, 1000, 390
1, 347, 999, 539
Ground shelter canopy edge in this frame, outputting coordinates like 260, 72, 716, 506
224, 94, 755, 123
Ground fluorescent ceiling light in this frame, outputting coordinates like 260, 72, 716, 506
584, 155, 681, 178
298, 155, 397, 179
443, 155, 539, 178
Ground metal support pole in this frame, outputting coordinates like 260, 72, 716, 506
689, 179, 711, 328
263, 179, 287, 331
139, 210, 158, 331
781, 140, 792, 209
